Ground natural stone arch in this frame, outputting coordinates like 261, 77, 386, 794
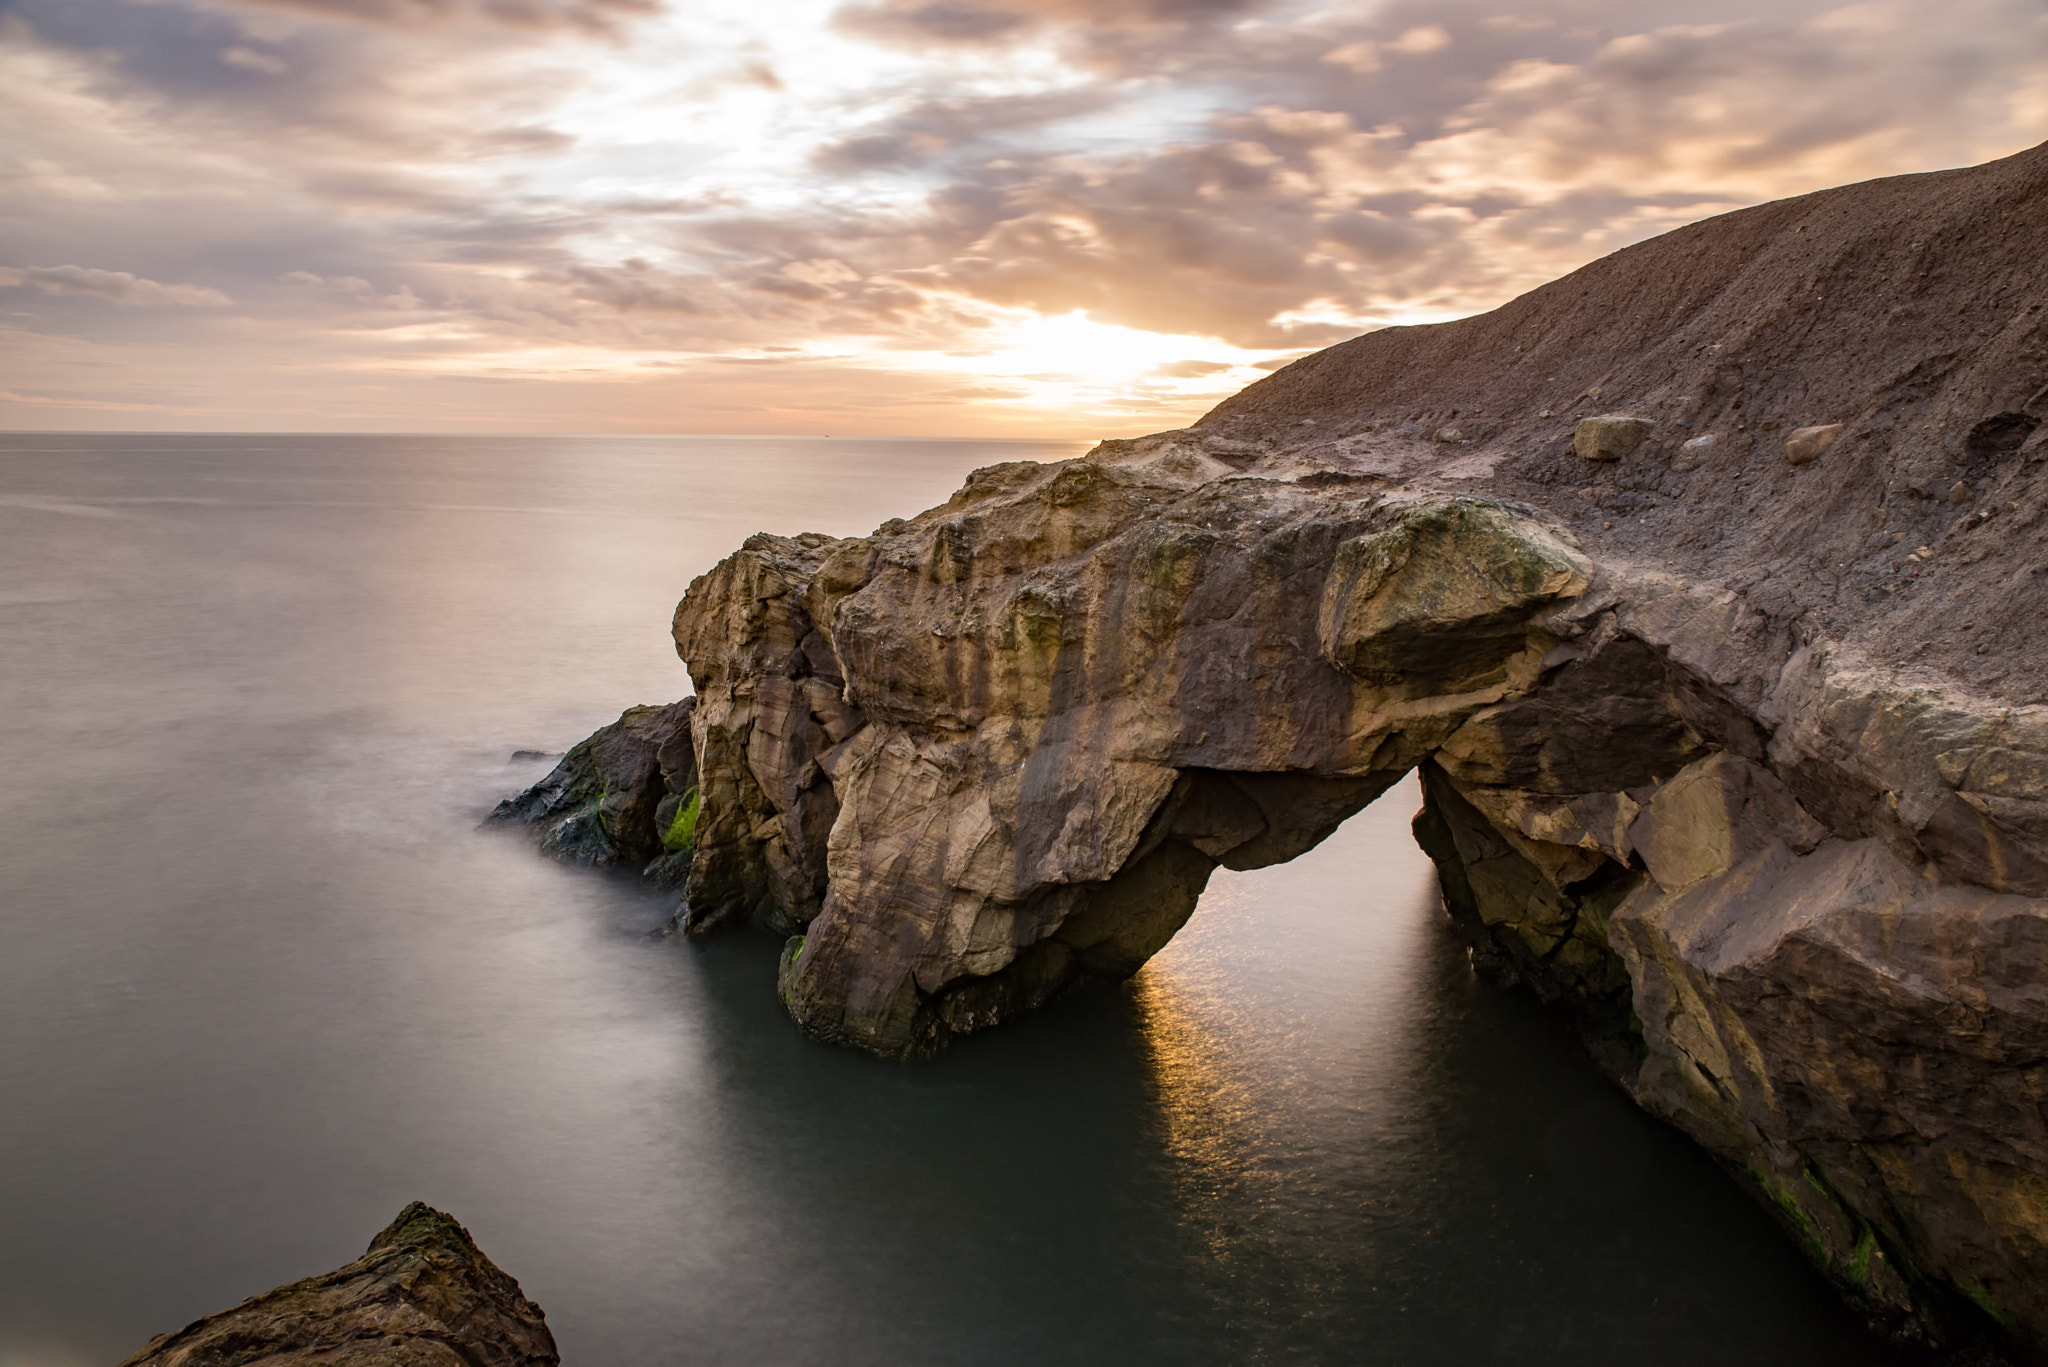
681, 464, 1596, 1048
661, 436, 2048, 1357
506, 143, 2048, 1356
677, 462, 1777, 1064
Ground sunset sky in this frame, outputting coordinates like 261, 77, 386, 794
3, 0, 2045, 437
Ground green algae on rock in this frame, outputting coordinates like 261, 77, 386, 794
490, 698, 697, 885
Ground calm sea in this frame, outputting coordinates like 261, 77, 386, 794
0, 434, 1892, 1365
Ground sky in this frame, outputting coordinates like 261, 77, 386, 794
2, 0, 2045, 437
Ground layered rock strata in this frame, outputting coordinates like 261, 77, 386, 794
508, 142, 2048, 1357
117, 1202, 558, 1366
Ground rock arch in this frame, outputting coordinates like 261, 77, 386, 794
667, 441, 2047, 1358
685, 486, 1608, 1057
515, 141, 2048, 1357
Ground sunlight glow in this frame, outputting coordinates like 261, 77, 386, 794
4, 0, 2043, 433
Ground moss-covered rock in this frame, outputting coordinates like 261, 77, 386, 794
490, 697, 697, 884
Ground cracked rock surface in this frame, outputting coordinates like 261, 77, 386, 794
116, 1203, 558, 1367
508, 141, 2048, 1357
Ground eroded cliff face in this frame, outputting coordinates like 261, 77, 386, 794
650, 143, 2048, 1359
669, 454, 2048, 1355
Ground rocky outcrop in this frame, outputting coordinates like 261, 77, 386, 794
625, 140, 2048, 1359
490, 699, 698, 885
666, 483, 2048, 1357
117, 1202, 558, 1366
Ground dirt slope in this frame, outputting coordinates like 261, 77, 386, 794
1201, 139, 2048, 698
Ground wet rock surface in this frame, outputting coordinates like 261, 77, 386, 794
491, 698, 698, 885
520, 142, 2048, 1359
116, 1203, 558, 1367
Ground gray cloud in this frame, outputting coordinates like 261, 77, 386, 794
223, 0, 662, 32
0, 265, 234, 307
2, 0, 2044, 433
797, 0, 2048, 344
834, 0, 1266, 47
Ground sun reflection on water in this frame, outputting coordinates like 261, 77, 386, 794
1127, 965, 1279, 1256
1122, 779, 1449, 1284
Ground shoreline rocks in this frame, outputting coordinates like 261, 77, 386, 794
655, 453, 2046, 1360
490, 698, 698, 887
116, 1203, 557, 1367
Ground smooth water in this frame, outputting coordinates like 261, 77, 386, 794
0, 434, 1893, 1366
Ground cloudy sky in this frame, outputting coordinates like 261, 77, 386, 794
2, 0, 2044, 436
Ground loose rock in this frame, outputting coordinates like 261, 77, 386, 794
1671, 432, 1718, 473
489, 698, 697, 881
1574, 415, 1656, 461
1785, 422, 1845, 465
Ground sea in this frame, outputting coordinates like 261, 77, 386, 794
0, 433, 1896, 1365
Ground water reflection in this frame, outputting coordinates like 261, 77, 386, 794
1129, 966, 1270, 1219
0, 435, 1898, 1367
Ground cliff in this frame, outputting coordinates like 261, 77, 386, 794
505, 141, 2048, 1358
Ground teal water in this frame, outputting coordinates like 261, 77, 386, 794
0, 433, 1894, 1365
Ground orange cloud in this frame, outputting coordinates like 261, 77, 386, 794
1, 0, 2044, 433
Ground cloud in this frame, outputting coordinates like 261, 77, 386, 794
0, 265, 234, 307
1, 0, 2044, 433
221, 0, 663, 33
834, 0, 1266, 48
219, 45, 289, 73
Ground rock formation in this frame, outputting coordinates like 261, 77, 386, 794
490, 699, 698, 886
507, 141, 2048, 1358
116, 1202, 558, 1366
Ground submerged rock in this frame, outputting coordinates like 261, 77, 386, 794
116, 1202, 557, 1367
489, 698, 698, 885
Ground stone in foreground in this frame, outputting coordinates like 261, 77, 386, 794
117, 1202, 558, 1367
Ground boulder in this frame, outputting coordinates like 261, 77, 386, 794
1785, 422, 1845, 465
1318, 499, 1591, 684
489, 698, 697, 882
1573, 414, 1656, 461
116, 1203, 557, 1367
